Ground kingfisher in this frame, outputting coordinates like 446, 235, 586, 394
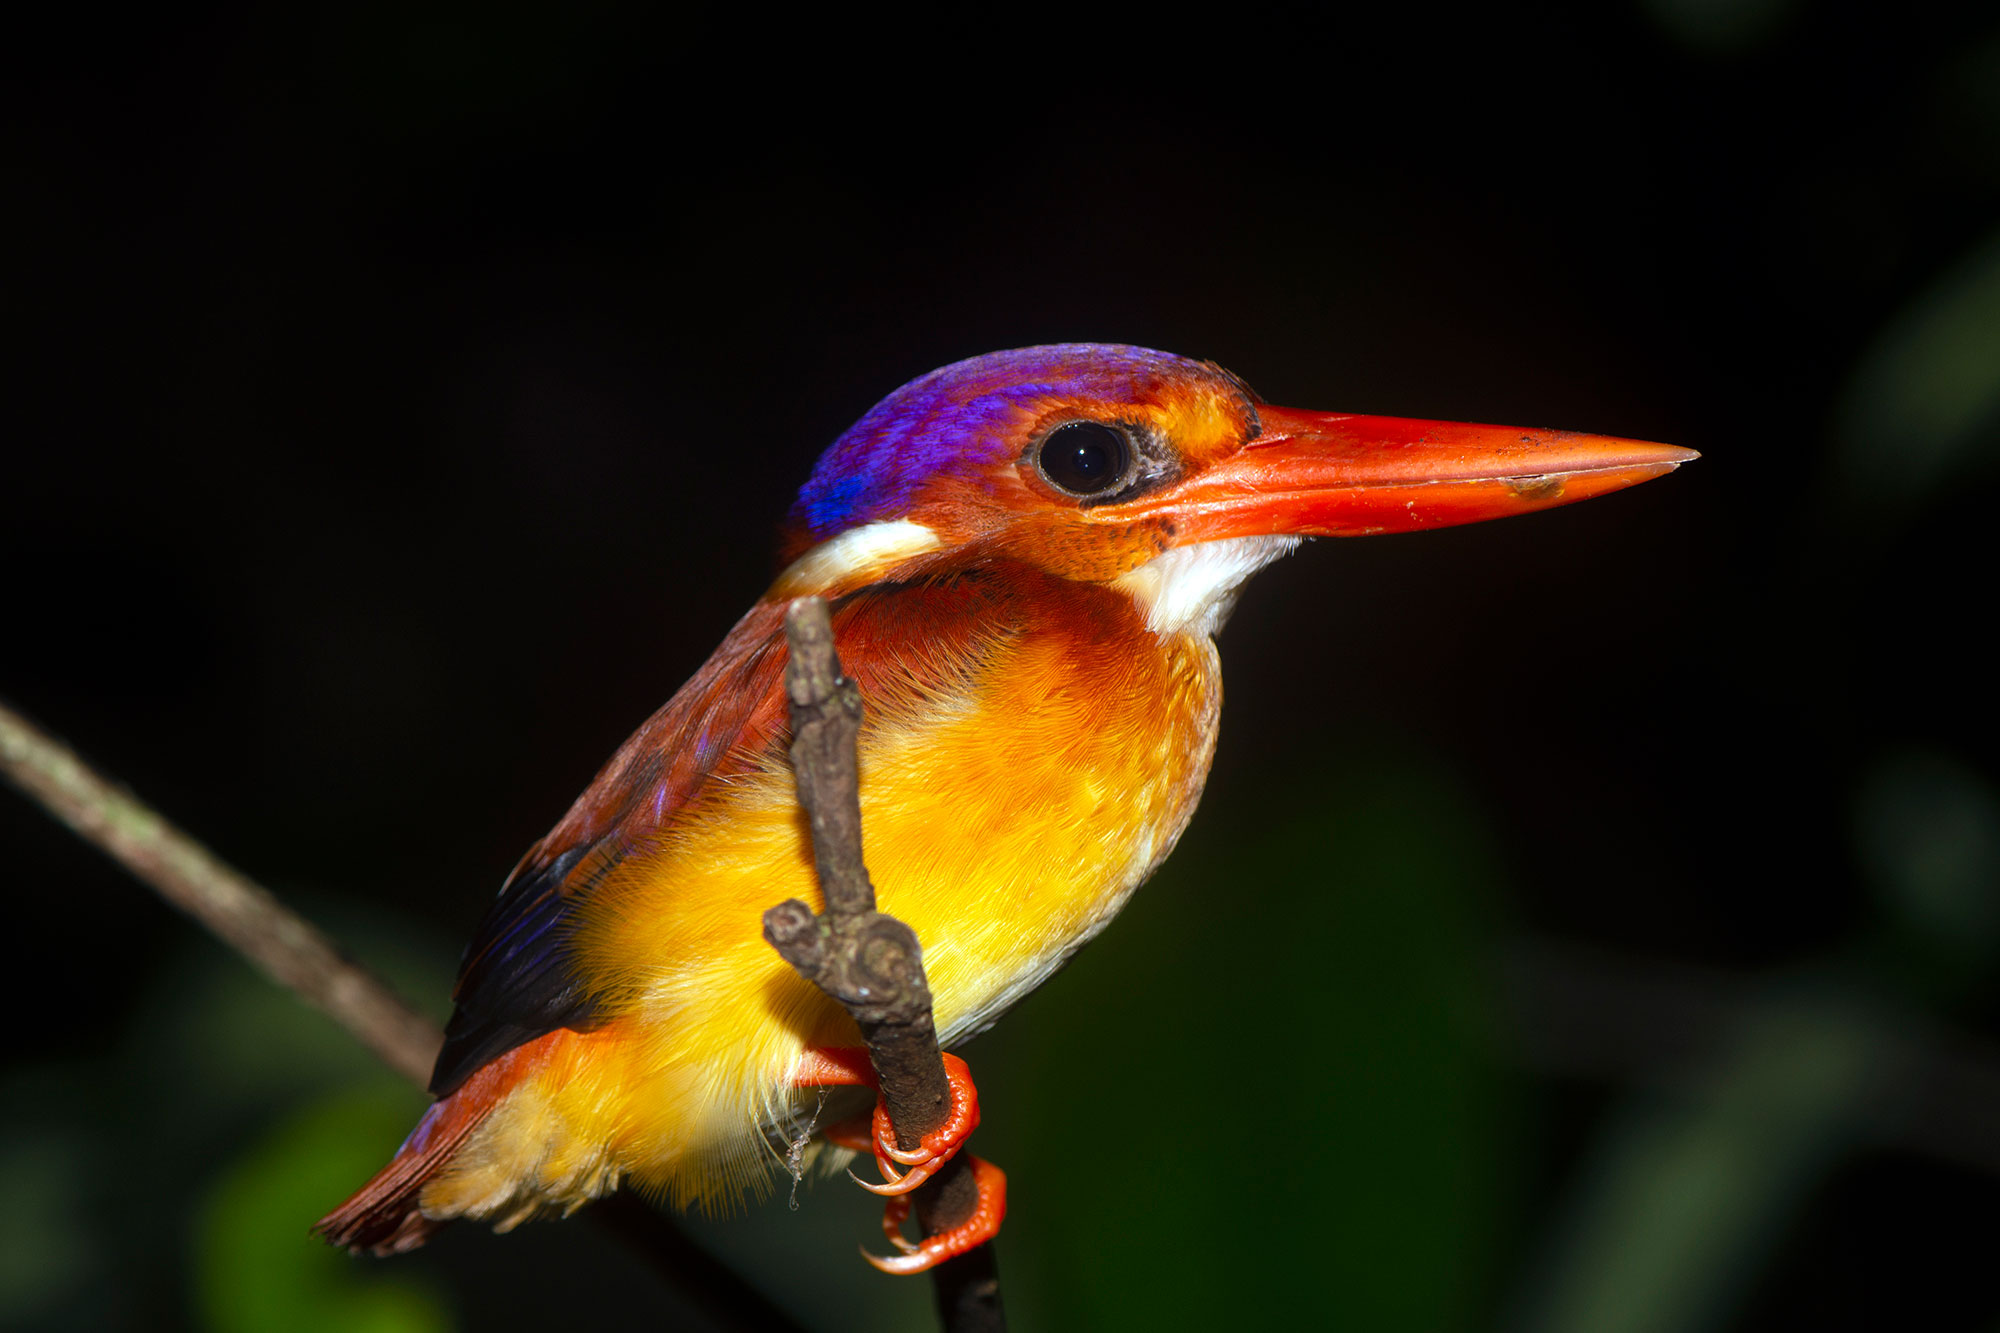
318, 343, 1692, 1272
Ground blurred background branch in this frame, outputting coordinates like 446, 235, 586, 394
0, 700, 440, 1085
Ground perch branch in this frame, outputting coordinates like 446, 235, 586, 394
762, 597, 1006, 1333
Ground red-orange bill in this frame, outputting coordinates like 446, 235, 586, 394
1130, 405, 1697, 541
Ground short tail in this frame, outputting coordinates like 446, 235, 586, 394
314, 1040, 544, 1255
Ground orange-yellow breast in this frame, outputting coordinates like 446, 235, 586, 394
420, 570, 1221, 1220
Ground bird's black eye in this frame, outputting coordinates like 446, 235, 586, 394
1035, 421, 1132, 497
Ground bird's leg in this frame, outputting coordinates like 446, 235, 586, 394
794, 1047, 1004, 1274
793, 1048, 981, 1195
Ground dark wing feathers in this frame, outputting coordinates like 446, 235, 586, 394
431, 845, 598, 1095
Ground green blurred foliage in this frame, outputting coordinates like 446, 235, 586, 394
1834, 232, 2000, 516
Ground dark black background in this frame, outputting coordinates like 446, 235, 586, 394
6, 2, 1998, 1329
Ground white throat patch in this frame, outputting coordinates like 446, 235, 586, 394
1114, 535, 1301, 637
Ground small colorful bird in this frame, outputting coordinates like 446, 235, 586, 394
319, 343, 1692, 1271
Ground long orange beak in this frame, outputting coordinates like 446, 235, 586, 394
1120, 406, 1696, 541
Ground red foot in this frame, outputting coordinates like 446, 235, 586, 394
793, 1047, 1000, 1272
862, 1156, 1007, 1275
794, 1050, 980, 1198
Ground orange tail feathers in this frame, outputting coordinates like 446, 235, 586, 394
314, 1034, 558, 1255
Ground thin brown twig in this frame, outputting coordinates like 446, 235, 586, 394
763, 596, 1006, 1333
0, 699, 440, 1084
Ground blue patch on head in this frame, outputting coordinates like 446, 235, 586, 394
788, 344, 1211, 541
